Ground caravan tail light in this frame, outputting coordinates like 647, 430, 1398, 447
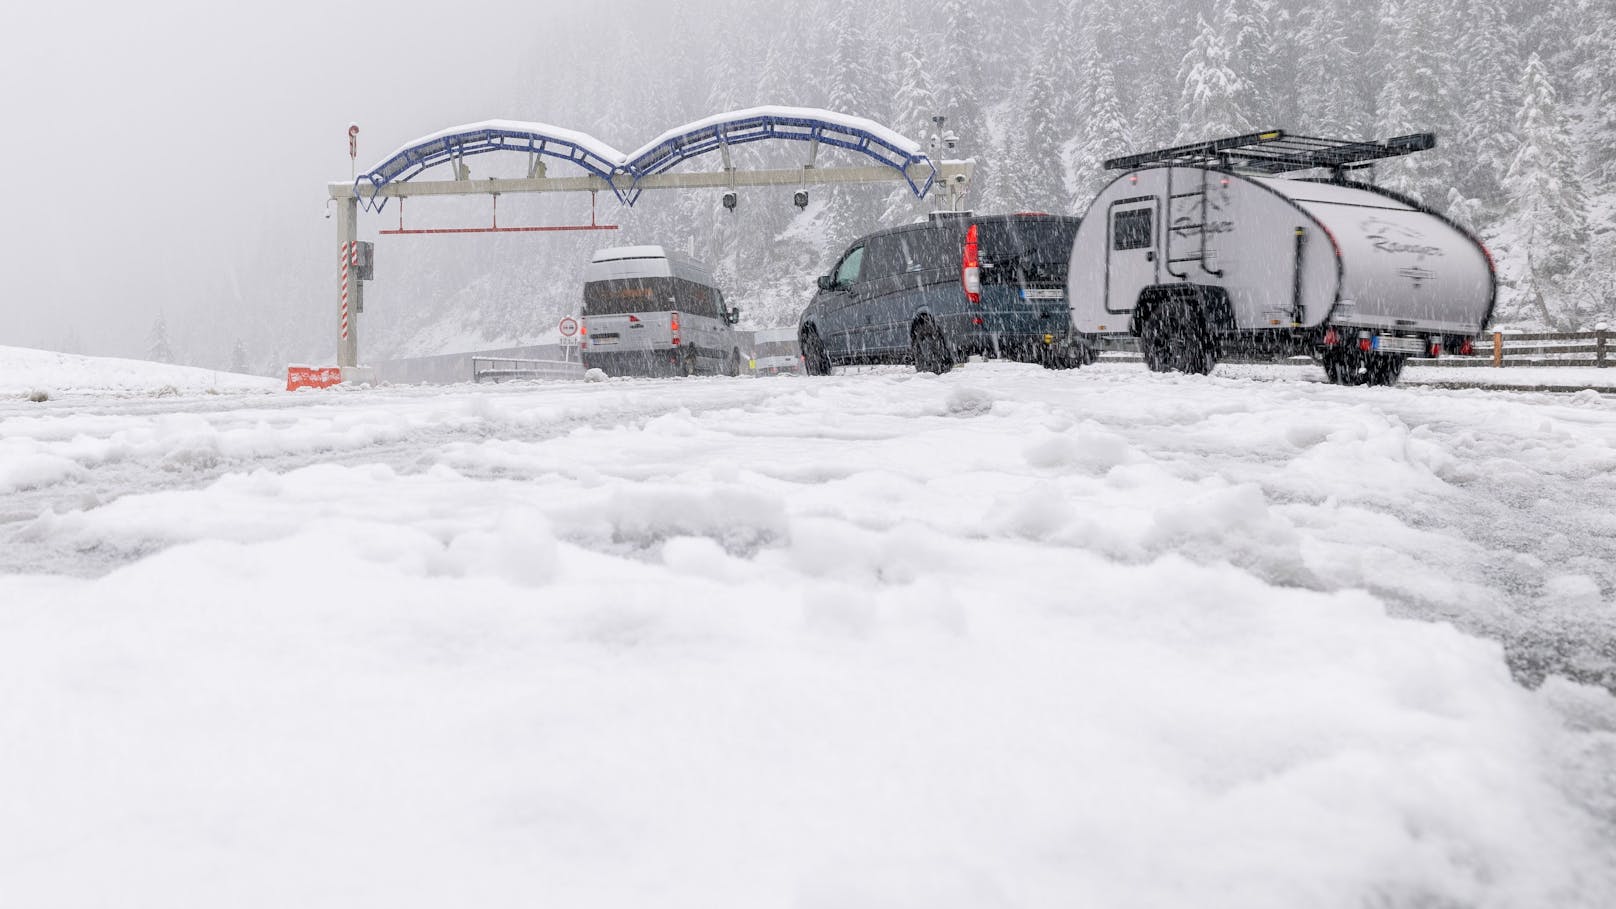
669, 311, 681, 346
1480, 243, 1496, 272
1459, 337, 1475, 356
1323, 328, 1339, 346
961, 223, 982, 304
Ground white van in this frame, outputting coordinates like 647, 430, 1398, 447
580, 246, 742, 377
748, 327, 803, 375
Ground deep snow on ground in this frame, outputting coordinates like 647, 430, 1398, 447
3, 354, 1616, 908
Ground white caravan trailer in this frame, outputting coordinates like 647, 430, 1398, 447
580, 246, 742, 377
1067, 131, 1496, 385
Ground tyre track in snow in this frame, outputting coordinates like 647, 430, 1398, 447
1043, 367, 1616, 694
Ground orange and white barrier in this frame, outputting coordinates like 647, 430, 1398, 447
286, 366, 343, 391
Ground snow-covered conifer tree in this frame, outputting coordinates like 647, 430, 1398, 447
1293, 3, 1370, 138
1175, 9, 1251, 142
1501, 53, 1589, 328
147, 312, 175, 364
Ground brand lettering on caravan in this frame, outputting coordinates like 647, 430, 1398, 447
1363, 216, 1443, 260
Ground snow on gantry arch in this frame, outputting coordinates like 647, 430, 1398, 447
621, 106, 938, 203
348, 108, 938, 211
353, 120, 631, 212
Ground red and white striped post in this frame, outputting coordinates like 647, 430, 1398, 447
339, 240, 352, 342
335, 195, 361, 370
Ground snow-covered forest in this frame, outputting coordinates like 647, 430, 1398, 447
208, 0, 1616, 367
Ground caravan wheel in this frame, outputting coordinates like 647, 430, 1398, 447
1322, 350, 1404, 386
1366, 353, 1407, 386
1322, 349, 1368, 385
1139, 299, 1216, 375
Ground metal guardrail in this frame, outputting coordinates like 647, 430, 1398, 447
1425, 330, 1611, 368
1095, 330, 1612, 369
471, 356, 584, 383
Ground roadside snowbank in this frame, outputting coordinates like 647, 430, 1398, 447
0, 345, 281, 397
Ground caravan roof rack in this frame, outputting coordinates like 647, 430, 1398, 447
1103, 130, 1436, 176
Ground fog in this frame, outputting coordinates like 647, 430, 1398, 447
0, 1, 604, 358
7, 1, 1611, 367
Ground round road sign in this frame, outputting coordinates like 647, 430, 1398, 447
559, 317, 579, 338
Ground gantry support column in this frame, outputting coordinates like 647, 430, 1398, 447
335, 194, 361, 370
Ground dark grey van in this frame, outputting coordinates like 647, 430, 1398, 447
797, 213, 1089, 374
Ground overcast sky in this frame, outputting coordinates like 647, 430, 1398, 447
0, 2, 597, 355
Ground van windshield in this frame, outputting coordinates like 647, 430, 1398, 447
583, 277, 720, 316
976, 217, 1079, 284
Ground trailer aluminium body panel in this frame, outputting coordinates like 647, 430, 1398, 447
1066, 131, 1496, 386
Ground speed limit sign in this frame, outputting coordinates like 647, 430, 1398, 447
559, 317, 579, 338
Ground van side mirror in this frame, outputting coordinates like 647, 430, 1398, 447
817, 275, 832, 290
726, 307, 740, 325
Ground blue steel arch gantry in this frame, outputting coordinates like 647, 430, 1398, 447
354, 120, 628, 212
350, 107, 938, 211
619, 107, 938, 203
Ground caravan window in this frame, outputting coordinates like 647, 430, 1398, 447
1113, 209, 1153, 251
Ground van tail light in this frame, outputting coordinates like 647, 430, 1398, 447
1322, 328, 1339, 346
670, 311, 681, 346
1459, 337, 1475, 356
961, 223, 981, 304
1428, 338, 1442, 358
1358, 331, 1372, 352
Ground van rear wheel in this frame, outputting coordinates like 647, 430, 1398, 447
912, 319, 954, 374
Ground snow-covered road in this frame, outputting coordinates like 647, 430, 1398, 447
4, 359, 1615, 906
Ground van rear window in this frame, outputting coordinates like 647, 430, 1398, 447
583, 277, 720, 316
975, 217, 1079, 283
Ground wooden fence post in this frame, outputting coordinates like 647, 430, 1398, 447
1492, 331, 1504, 368
1598, 327, 1608, 368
